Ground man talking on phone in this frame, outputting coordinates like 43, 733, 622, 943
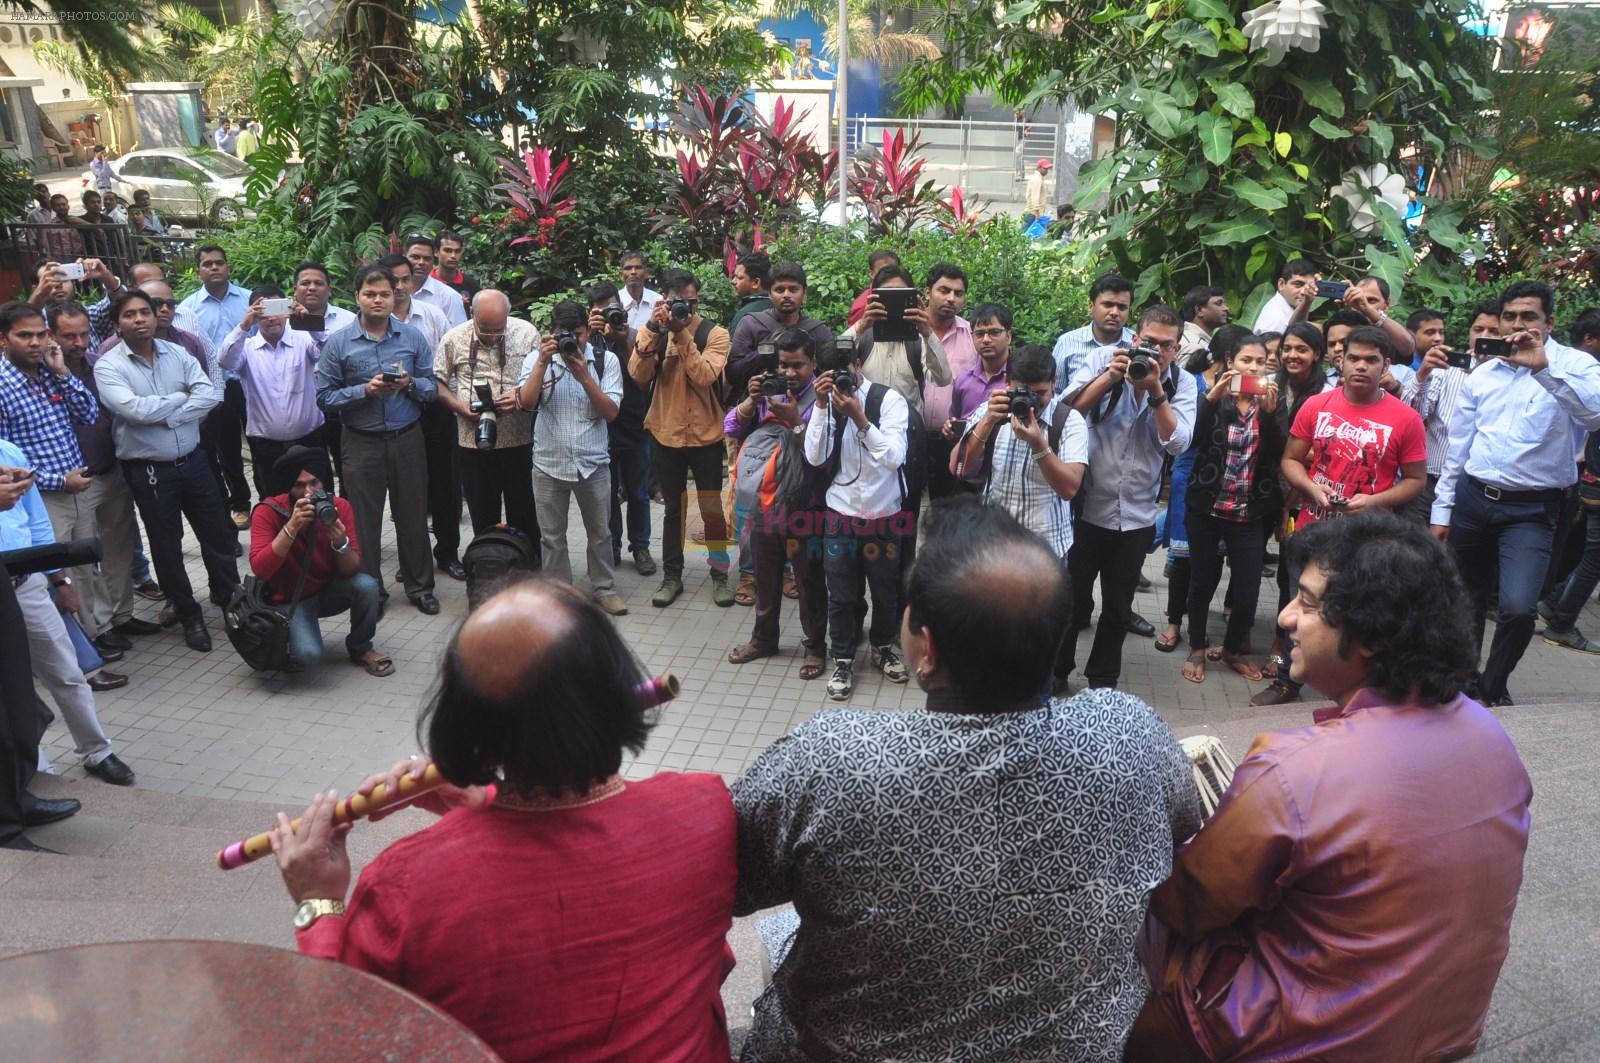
1430, 280, 1600, 707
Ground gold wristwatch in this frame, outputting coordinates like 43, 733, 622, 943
293, 898, 347, 930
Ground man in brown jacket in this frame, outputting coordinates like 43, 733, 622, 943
628, 268, 734, 607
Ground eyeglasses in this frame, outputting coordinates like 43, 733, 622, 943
148, 298, 177, 310
972, 328, 1009, 339
1138, 336, 1180, 352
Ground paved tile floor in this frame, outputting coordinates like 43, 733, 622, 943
31, 493, 1600, 1059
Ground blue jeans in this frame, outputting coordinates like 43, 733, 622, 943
608, 443, 652, 559
1449, 479, 1560, 703
286, 572, 382, 667
1550, 503, 1600, 630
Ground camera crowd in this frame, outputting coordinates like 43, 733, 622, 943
0, 228, 1597, 1060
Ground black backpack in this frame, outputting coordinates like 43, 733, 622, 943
463, 524, 537, 611
980, 403, 1075, 489
825, 382, 926, 508
223, 500, 310, 672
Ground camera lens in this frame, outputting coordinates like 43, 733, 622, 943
475, 415, 497, 450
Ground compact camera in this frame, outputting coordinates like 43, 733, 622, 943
602, 304, 628, 332
668, 297, 693, 321
1126, 345, 1161, 382
472, 383, 498, 450
1005, 385, 1043, 424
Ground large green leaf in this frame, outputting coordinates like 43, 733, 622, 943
1209, 81, 1256, 121
1166, 20, 1220, 58
1197, 112, 1233, 166
1134, 262, 1165, 304
1309, 116, 1351, 140
1200, 217, 1274, 247
1231, 176, 1288, 211
1171, 165, 1210, 194
1274, 130, 1293, 157
1186, 0, 1231, 19
1362, 245, 1407, 300
1072, 157, 1118, 210
1286, 75, 1346, 118
1363, 120, 1394, 158
1372, 201, 1411, 251
1141, 89, 1187, 138
1246, 240, 1273, 281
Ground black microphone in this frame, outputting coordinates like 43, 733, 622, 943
0, 538, 101, 577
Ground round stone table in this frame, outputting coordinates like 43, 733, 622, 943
0, 939, 502, 1061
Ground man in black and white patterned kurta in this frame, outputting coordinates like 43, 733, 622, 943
731, 498, 1201, 1061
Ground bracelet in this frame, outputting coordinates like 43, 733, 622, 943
1148, 392, 1169, 408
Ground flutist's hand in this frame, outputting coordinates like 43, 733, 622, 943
270, 789, 352, 905
358, 754, 489, 820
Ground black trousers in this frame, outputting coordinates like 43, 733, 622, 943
653, 440, 728, 578
1187, 512, 1267, 653
201, 378, 251, 511
421, 403, 463, 565
460, 443, 540, 564
1065, 521, 1154, 688
0, 562, 42, 845
246, 422, 341, 498
122, 450, 241, 620
750, 516, 827, 655
821, 511, 901, 660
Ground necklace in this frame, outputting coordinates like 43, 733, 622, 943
494, 776, 626, 812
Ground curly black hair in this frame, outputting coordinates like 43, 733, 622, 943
1286, 512, 1474, 704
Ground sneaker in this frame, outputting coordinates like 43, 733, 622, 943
651, 578, 683, 608
711, 575, 735, 608
870, 644, 909, 684
594, 592, 629, 617
1249, 680, 1301, 708
1543, 624, 1600, 654
632, 549, 657, 576
826, 659, 854, 701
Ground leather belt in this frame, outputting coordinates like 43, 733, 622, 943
343, 421, 419, 440
1466, 475, 1563, 505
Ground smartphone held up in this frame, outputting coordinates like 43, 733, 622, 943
1230, 373, 1270, 397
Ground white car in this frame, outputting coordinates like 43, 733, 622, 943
107, 148, 253, 225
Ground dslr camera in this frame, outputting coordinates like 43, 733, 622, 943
1126, 345, 1161, 382
668, 296, 693, 322
830, 368, 859, 397
555, 329, 582, 357
1005, 385, 1043, 424
471, 383, 498, 450
761, 372, 791, 399
307, 489, 339, 526
601, 304, 628, 332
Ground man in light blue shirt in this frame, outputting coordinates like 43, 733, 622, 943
1062, 304, 1196, 690
1050, 273, 1134, 393
178, 243, 255, 523
0, 444, 136, 791
95, 289, 241, 651
519, 300, 626, 614
315, 264, 441, 613
1430, 280, 1600, 707
403, 235, 468, 328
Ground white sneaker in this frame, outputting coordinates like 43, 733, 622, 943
826, 659, 854, 701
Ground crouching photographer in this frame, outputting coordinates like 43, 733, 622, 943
248, 447, 392, 677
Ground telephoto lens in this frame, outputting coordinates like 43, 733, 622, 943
476, 414, 498, 450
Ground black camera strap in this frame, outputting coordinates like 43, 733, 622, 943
258, 499, 313, 622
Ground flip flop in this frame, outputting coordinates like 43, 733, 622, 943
1182, 651, 1207, 684
1220, 653, 1263, 682
353, 653, 395, 678
728, 643, 776, 665
1261, 656, 1280, 679
1155, 629, 1181, 652
1206, 646, 1224, 661
799, 656, 825, 681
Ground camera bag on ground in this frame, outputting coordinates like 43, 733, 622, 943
223, 500, 311, 672
463, 523, 538, 611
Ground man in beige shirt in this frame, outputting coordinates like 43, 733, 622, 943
434, 290, 541, 561
1025, 159, 1052, 223
627, 268, 733, 608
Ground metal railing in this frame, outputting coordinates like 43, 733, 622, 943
846, 117, 1059, 204
1, 222, 211, 288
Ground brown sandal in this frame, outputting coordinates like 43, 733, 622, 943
352, 652, 395, 678
1155, 627, 1181, 652
728, 642, 776, 665
734, 576, 756, 607
1220, 652, 1263, 682
782, 572, 799, 600
1182, 650, 1207, 684
798, 655, 825, 680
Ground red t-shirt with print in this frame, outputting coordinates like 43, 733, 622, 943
1289, 389, 1426, 523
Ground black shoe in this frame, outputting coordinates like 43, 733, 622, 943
412, 593, 441, 615
95, 630, 133, 652
182, 617, 213, 652
440, 561, 467, 581
91, 638, 126, 663
1264, 550, 1280, 563
85, 754, 135, 786
233, 540, 243, 557
1126, 612, 1156, 638
113, 618, 163, 637
1486, 693, 1516, 708
87, 670, 129, 692
21, 796, 81, 827
1137, 575, 1153, 591
1, 835, 61, 853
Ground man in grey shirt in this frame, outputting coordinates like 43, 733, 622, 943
94, 289, 240, 651
315, 264, 440, 614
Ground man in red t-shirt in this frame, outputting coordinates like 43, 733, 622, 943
1283, 326, 1427, 525
248, 446, 392, 676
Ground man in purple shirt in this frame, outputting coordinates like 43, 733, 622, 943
1131, 512, 1532, 1062
220, 285, 335, 497
947, 303, 1014, 425
921, 263, 973, 500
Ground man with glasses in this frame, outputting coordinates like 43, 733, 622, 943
435, 290, 540, 560
1062, 305, 1196, 690
403, 235, 467, 329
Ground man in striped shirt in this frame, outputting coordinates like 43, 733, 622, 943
1050, 273, 1134, 394
1405, 301, 1502, 523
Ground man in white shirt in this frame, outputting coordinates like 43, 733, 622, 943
376, 254, 461, 579
1252, 258, 1319, 335
519, 300, 625, 615
619, 250, 660, 331
1051, 273, 1134, 392
1430, 280, 1600, 706
1063, 305, 1197, 690
403, 235, 467, 328
1179, 285, 1228, 359
1404, 301, 1501, 522
804, 341, 911, 701
218, 285, 334, 497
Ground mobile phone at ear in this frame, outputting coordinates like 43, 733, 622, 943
1473, 337, 1513, 359
1315, 280, 1348, 301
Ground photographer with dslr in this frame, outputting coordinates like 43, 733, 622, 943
588, 282, 655, 576
1404, 301, 1500, 524
249, 447, 391, 676
436, 291, 540, 561
520, 300, 626, 616
1062, 304, 1195, 690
